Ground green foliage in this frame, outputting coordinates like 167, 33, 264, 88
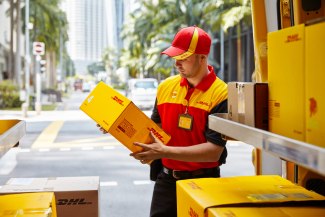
20, 0, 73, 78
119, 0, 252, 79
87, 62, 105, 76
0, 80, 23, 109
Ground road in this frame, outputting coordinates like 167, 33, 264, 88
0, 91, 254, 217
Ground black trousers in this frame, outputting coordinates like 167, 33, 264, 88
149, 167, 220, 217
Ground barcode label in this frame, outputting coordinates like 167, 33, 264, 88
248, 193, 312, 201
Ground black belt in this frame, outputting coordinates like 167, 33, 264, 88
162, 166, 219, 180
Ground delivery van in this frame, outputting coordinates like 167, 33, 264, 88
126, 78, 158, 110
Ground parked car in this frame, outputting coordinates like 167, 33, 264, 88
82, 82, 91, 92
73, 79, 83, 91
126, 78, 158, 110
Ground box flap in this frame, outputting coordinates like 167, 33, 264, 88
0, 178, 48, 193
45, 176, 99, 192
0, 177, 99, 193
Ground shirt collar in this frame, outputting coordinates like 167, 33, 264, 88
180, 65, 216, 91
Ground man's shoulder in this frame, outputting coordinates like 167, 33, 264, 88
158, 75, 181, 89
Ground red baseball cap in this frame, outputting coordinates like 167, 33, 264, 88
161, 26, 211, 60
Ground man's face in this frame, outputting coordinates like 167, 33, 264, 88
174, 54, 202, 79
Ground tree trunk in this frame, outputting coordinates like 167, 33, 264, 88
15, 0, 21, 86
8, 0, 14, 80
49, 52, 57, 89
237, 24, 243, 81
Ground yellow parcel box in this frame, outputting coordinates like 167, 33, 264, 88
176, 175, 325, 217
305, 21, 325, 148
0, 192, 57, 217
80, 81, 171, 152
268, 24, 305, 142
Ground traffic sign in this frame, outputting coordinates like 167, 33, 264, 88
33, 42, 45, 56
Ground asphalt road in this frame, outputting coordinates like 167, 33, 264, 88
0, 90, 254, 217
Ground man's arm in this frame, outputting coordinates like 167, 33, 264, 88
130, 132, 224, 162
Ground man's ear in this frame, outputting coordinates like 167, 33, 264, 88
200, 55, 207, 63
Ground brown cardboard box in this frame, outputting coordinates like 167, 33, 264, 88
0, 176, 99, 217
227, 82, 268, 130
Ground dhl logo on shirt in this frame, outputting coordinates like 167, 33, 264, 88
196, 100, 210, 107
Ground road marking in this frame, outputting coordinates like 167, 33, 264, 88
19, 148, 31, 152
38, 148, 50, 152
103, 146, 116, 150
100, 181, 118, 187
31, 121, 64, 148
30, 120, 122, 149
60, 148, 71, 151
0, 148, 19, 175
82, 147, 94, 151
133, 180, 152, 185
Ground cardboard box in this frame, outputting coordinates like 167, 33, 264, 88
80, 81, 171, 153
0, 192, 57, 217
268, 24, 305, 141
305, 21, 325, 148
208, 206, 325, 217
176, 175, 325, 217
0, 176, 99, 217
227, 82, 268, 130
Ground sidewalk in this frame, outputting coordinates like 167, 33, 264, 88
0, 108, 91, 123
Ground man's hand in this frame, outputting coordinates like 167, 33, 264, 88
130, 131, 168, 164
97, 124, 108, 134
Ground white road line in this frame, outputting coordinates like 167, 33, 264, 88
133, 180, 152, 185
103, 146, 116, 150
59, 148, 71, 151
81, 147, 94, 151
0, 149, 19, 175
100, 181, 118, 187
19, 148, 31, 153
38, 148, 50, 152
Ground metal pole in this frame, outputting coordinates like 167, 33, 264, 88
220, 27, 224, 81
23, 0, 30, 117
35, 55, 42, 114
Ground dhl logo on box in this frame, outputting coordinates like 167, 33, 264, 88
80, 81, 171, 153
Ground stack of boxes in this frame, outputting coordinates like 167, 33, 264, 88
0, 176, 99, 217
268, 21, 325, 148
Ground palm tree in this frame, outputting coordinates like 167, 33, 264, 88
120, 0, 252, 81
202, 0, 252, 81
121, 0, 207, 79
21, 0, 70, 89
